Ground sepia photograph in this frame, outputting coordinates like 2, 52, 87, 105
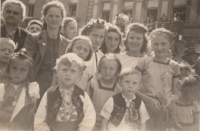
0, 0, 200, 131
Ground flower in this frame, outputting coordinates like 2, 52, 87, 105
28, 82, 40, 99
42, 43, 46, 46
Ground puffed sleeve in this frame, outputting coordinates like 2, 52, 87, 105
78, 92, 96, 131
100, 97, 114, 120
28, 82, 40, 103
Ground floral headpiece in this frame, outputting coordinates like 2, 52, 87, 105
86, 19, 106, 28
12, 48, 32, 60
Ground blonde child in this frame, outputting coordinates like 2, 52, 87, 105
34, 53, 96, 131
0, 38, 16, 77
80, 19, 109, 78
135, 28, 180, 131
100, 68, 149, 131
51, 35, 93, 90
86, 53, 122, 130
99, 24, 123, 54
116, 23, 149, 70
61, 17, 77, 40
0, 48, 40, 130
171, 75, 200, 131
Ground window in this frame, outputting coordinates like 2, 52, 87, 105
28, 5, 34, 17
68, 4, 77, 17
147, 9, 158, 23
123, 1, 133, 18
102, 3, 110, 22
173, 7, 186, 22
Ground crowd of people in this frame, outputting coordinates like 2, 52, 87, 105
0, 0, 200, 131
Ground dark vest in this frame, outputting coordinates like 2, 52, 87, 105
46, 85, 84, 131
109, 93, 141, 127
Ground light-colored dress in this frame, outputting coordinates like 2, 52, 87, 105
116, 52, 143, 70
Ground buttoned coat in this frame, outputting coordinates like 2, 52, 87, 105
23, 30, 70, 80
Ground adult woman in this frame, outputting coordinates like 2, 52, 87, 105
24, 1, 70, 99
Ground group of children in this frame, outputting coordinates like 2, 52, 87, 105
0, 5, 200, 131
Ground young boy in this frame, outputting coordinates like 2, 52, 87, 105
0, 38, 16, 76
100, 68, 149, 131
34, 53, 96, 131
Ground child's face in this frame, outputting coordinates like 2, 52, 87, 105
57, 62, 82, 87
105, 32, 120, 53
10, 58, 30, 85
180, 68, 191, 79
127, 31, 144, 53
72, 40, 90, 61
0, 43, 15, 63
119, 74, 140, 97
28, 24, 42, 34
151, 35, 170, 59
100, 59, 117, 81
63, 21, 77, 40
88, 27, 106, 51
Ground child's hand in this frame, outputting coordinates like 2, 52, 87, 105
149, 98, 161, 111
2, 105, 15, 113
164, 98, 172, 108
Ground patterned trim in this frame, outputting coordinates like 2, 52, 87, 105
173, 74, 180, 78
98, 79, 116, 91
175, 102, 193, 107
153, 59, 170, 65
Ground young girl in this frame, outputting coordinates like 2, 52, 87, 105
0, 38, 16, 77
116, 23, 149, 70
51, 35, 93, 90
80, 19, 109, 79
86, 53, 122, 130
0, 48, 40, 130
171, 75, 200, 131
61, 17, 77, 40
135, 28, 180, 131
99, 24, 123, 54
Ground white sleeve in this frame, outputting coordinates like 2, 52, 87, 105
139, 101, 150, 123
100, 97, 114, 120
78, 92, 96, 131
29, 82, 40, 103
0, 84, 5, 102
34, 92, 50, 131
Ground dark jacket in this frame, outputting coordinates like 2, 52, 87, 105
1, 24, 31, 52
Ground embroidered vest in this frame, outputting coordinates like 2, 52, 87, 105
46, 85, 84, 131
109, 93, 141, 127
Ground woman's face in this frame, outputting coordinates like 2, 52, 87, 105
127, 31, 144, 53
151, 35, 171, 59
44, 7, 63, 29
63, 21, 77, 40
72, 40, 90, 61
105, 31, 120, 53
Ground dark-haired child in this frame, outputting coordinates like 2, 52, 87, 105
171, 75, 200, 131
100, 68, 149, 131
0, 48, 40, 130
86, 54, 122, 130
61, 17, 77, 40
34, 53, 96, 131
99, 24, 123, 54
